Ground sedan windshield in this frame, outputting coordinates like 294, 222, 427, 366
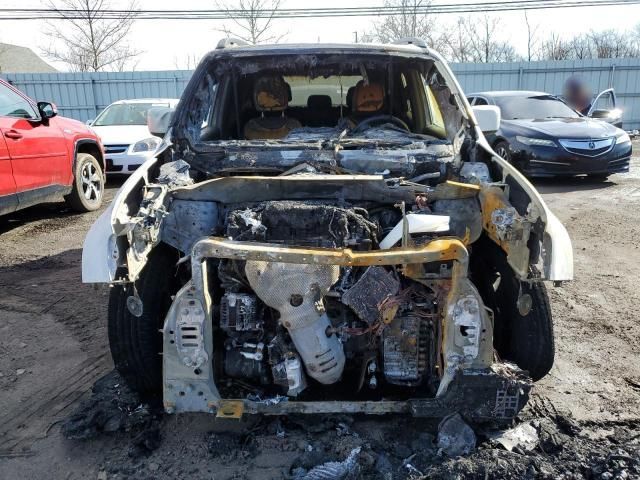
94, 102, 169, 126
493, 95, 580, 120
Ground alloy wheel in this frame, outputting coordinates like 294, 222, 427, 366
81, 162, 102, 201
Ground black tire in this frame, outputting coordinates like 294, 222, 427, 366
108, 246, 182, 394
494, 141, 512, 162
64, 153, 104, 212
472, 240, 555, 381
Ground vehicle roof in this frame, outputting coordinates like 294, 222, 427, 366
109, 98, 179, 105
206, 41, 434, 59
469, 90, 551, 98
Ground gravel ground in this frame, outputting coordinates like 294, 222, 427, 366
1, 146, 639, 479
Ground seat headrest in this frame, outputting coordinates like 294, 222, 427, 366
346, 86, 356, 111
307, 95, 332, 110
254, 76, 290, 112
353, 81, 384, 113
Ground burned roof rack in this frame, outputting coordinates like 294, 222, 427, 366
392, 37, 428, 48
216, 38, 250, 50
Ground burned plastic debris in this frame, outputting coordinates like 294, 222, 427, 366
157, 159, 193, 188
341, 267, 399, 323
437, 413, 477, 457
488, 422, 539, 452
62, 370, 155, 440
292, 446, 362, 480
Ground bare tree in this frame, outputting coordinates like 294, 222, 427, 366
445, 18, 473, 62
536, 28, 640, 61
456, 15, 518, 63
371, 0, 450, 52
538, 32, 571, 60
215, 0, 285, 44
173, 53, 202, 70
524, 11, 540, 61
634, 23, 640, 45
567, 36, 592, 59
587, 29, 639, 58
42, 0, 140, 72
354, 31, 376, 44
0, 43, 6, 73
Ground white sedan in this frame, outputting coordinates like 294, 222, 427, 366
89, 98, 179, 174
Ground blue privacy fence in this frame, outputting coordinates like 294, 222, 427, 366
1, 70, 192, 121
3, 58, 640, 128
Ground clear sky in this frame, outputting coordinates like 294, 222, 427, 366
1, 0, 639, 71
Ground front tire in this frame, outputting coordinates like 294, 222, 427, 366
494, 141, 512, 162
65, 153, 104, 212
472, 240, 555, 381
108, 247, 182, 394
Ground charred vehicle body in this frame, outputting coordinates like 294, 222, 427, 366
82, 40, 573, 422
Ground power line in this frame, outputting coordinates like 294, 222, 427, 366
0, 0, 639, 20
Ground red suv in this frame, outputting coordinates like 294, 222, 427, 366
0, 78, 105, 215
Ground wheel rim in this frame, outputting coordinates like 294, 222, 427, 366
81, 162, 102, 201
496, 145, 509, 159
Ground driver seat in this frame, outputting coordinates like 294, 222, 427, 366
244, 75, 302, 140
345, 80, 385, 129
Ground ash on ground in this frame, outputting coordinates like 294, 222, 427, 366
62, 370, 160, 447
61, 373, 640, 479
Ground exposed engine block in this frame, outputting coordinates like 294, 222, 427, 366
220, 293, 261, 333
383, 313, 435, 386
245, 260, 345, 385
215, 200, 440, 399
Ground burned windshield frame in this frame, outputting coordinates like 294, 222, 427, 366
173, 51, 465, 149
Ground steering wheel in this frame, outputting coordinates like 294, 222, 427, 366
351, 115, 410, 134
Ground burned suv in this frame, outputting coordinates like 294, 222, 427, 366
83, 39, 573, 422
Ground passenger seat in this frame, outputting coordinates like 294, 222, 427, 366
244, 75, 302, 140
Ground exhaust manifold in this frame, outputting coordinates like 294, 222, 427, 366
245, 261, 345, 384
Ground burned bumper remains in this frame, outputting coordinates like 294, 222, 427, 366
218, 366, 531, 420
162, 236, 530, 421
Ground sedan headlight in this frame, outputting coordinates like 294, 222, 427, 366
616, 131, 631, 145
131, 137, 161, 153
515, 136, 557, 147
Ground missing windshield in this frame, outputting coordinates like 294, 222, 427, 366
174, 53, 462, 151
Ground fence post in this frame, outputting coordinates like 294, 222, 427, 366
518, 66, 524, 90
609, 64, 616, 89
89, 77, 98, 119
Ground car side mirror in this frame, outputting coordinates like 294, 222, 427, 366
472, 105, 501, 134
147, 106, 175, 138
589, 109, 611, 119
85, 118, 94, 126
37, 101, 58, 120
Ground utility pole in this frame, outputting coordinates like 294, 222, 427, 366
354, 31, 358, 43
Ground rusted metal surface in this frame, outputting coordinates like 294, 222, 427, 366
191, 237, 468, 293
479, 185, 533, 278
192, 237, 468, 267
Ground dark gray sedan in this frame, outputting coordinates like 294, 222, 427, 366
467, 91, 631, 179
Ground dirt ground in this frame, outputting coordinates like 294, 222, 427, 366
1, 146, 639, 479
